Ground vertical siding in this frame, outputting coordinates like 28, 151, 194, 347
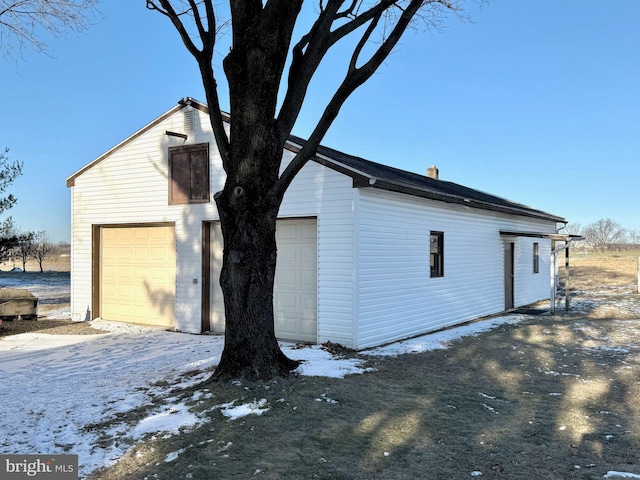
354, 188, 556, 349
70, 106, 356, 339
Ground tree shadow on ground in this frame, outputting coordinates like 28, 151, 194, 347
90, 293, 640, 480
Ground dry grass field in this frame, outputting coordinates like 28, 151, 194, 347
570, 253, 639, 293
0, 254, 70, 273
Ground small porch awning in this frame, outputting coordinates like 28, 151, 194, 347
499, 230, 584, 242
499, 230, 585, 313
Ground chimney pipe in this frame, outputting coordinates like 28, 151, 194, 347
427, 165, 439, 180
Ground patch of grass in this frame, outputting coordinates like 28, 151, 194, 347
0, 318, 105, 337
569, 255, 638, 292
578, 250, 640, 259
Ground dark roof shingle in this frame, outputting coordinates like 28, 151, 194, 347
288, 134, 565, 223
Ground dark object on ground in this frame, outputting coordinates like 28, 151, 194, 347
512, 307, 550, 316
0, 288, 37, 320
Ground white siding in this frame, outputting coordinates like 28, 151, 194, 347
70, 101, 559, 349
70, 106, 219, 331
514, 237, 552, 306
70, 105, 356, 339
354, 188, 556, 349
279, 150, 356, 346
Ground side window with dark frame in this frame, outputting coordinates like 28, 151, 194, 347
533, 242, 540, 274
169, 143, 210, 204
430, 231, 444, 278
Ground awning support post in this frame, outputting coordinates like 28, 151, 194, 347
550, 248, 556, 313
565, 245, 570, 312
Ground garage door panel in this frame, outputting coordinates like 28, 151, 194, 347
273, 218, 317, 342
100, 226, 176, 327
278, 249, 298, 265
301, 245, 316, 264
276, 223, 298, 240
301, 224, 316, 240
276, 269, 299, 287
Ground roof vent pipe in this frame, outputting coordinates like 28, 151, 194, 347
427, 165, 439, 180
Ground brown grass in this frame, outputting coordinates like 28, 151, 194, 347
569, 254, 639, 292
0, 254, 70, 272
0, 318, 104, 336
86, 255, 640, 480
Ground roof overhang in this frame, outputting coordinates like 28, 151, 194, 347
366, 181, 566, 223
500, 230, 584, 242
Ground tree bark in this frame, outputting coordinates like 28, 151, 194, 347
211, 178, 300, 381
207, 3, 303, 381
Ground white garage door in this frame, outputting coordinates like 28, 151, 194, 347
209, 218, 317, 342
100, 225, 176, 327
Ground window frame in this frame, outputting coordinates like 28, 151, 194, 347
168, 143, 210, 205
533, 242, 540, 274
430, 231, 444, 278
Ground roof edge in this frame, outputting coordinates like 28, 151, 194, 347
370, 179, 566, 223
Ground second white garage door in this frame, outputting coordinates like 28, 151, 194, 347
209, 218, 317, 342
100, 225, 176, 327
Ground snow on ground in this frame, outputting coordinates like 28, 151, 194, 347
2, 273, 639, 478
0, 313, 526, 477
363, 315, 523, 357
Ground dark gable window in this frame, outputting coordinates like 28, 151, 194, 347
169, 143, 210, 204
533, 242, 540, 274
430, 231, 444, 278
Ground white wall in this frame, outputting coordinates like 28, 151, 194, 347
354, 188, 556, 349
70, 106, 217, 330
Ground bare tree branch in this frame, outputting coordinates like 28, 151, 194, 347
148, 0, 231, 167
277, 0, 398, 141
274, 0, 428, 199
0, 0, 99, 58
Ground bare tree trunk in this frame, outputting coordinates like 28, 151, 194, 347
211, 185, 299, 381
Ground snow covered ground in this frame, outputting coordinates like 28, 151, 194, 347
3, 316, 517, 478
1, 273, 638, 478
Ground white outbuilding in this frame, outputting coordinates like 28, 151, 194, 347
67, 98, 570, 349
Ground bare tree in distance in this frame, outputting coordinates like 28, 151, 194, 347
15, 229, 36, 270
147, 0, 471, 380
563, 222, 583, 237
0, 0, 99, 58
583, 218, 626, 252
31, 231, 56, 272
627, 229, 640, 248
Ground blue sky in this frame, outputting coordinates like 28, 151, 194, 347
1, 0, 639, 242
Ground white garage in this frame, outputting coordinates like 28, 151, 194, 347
99, 225, 176, 328
208, 218, 318, 342
68, 98, 570, 349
